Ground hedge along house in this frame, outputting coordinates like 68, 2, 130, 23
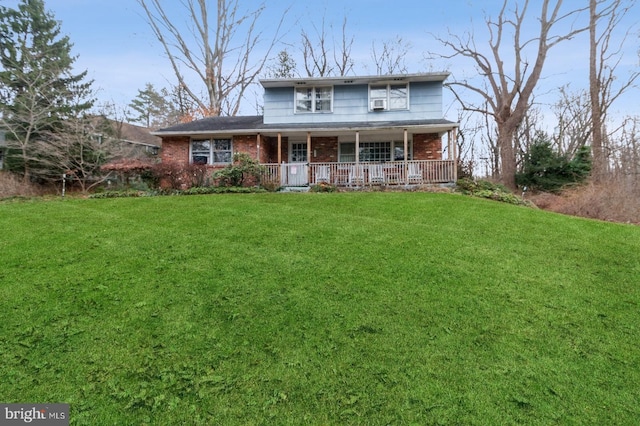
154, 73, 459, 187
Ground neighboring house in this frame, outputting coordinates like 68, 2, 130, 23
0, 120, 159, 174
153, 73, 459, 187
98, 119, 161, 158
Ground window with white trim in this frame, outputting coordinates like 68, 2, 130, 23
290, 142, 308, 162
191, 138, 232, 164
339, 141, 412, 162
369, 83, 408, 111
295, 87, 332, 113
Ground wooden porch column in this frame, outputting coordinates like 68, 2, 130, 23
355, 131, 360, 164
277, 133, 282, 164
403, 128, 409, 184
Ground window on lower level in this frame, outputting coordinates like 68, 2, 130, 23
339, 141, 412, 162
191, 138, 232, 164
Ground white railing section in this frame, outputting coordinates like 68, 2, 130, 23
260, 160, 456, 187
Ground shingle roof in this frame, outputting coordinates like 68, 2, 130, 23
153, 115, 457, 136
156, 115, 264, 134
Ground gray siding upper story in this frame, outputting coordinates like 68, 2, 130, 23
261, 73, 447, 125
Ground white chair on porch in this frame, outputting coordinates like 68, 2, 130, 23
369, 164, 385, 184
349, 164, 365, 186
315, 165, 331, 184
407, 163, 423, 184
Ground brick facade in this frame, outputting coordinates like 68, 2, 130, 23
311, 137, 339, 162
413, 133, 442, 160
160, 133, 442, 166
161, 136, 190, 164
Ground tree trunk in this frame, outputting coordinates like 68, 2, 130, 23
589, 0, 605, 182
497, 126, 517, 190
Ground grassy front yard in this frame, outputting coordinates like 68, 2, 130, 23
1, 193, 639, 424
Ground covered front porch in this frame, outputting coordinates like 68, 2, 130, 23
260, 160, 456, 187
255, 125, 458, 187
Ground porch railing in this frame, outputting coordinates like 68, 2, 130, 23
260, 160, 456, 187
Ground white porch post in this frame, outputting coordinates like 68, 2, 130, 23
403, 128, 408, 184
277, 132, 282, 184
307, 131, 312, 183
355, 131, 360, 164
256, 133, 261, 161
452, 127, 458, 181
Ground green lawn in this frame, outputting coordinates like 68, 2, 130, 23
1, 192, 639, 425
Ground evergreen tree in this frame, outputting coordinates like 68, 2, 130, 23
0, 0, 93, 180
516, 133, 592, 192
128, 83, 176, 129
267, 49, 297, 79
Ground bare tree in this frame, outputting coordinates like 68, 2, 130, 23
431, 0, 589, 189
612, 116, 640, 184
137, 0, 288, 117
301, 15, 332, 77
300, 14, 354, 77
0, 65, 57, 182
589, 0, 639, 182
371, 36, 411, 76
333, 16, 354, 77
28, 111, 134, 193
552, 86, 592, 156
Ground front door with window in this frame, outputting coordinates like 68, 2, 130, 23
290, 142, 308, 162
284, 142, 309, 186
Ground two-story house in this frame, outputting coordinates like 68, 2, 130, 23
154, 73, 459, 187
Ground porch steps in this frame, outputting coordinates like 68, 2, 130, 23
280, 186, 310, 193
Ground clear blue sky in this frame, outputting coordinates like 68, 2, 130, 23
3, 0, 639, 119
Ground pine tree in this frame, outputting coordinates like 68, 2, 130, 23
0, 0, 93, 180
128, 83, 178, 129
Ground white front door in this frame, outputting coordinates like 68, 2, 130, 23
290, 142, 308, 162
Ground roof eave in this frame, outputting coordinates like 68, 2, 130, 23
260, 72, 451, 88
152, 121, 459, 138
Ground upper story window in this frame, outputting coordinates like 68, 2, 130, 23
191, 138, 232, 165
295, 86, 332, 113
370, 83, 408, 111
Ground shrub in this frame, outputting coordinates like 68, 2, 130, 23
0, 171, 45, 198
456, 178, 532, 207
260, 180, 282, 192
214, 153, 265, 187
183, 163, 211, 188
151, 162, 185, 190
89, 190, 142, 199
516, 138, 591, 193
310, 182, 337, 193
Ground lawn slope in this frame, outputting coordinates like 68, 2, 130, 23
1, 193, 639, 425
